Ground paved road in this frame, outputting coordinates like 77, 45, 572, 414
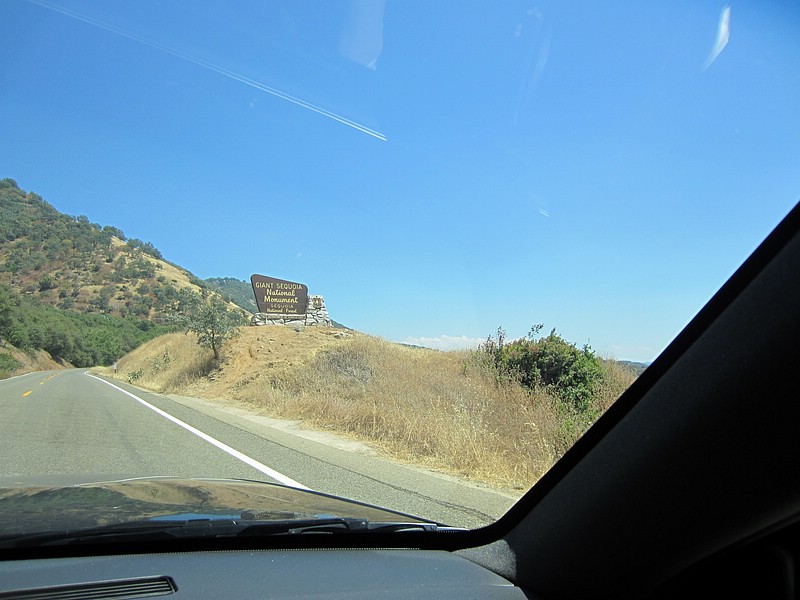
0, 369, 517, 528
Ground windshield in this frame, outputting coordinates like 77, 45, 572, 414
0, 0, 798, 537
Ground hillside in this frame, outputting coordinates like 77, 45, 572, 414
0, 179, 246, 371
0, 178, 211, 320
0, 344, 69, 379
205, 277, 258, 313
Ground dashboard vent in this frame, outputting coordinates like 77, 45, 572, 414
0, 576, 177, 600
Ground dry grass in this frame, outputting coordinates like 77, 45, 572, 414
105, 327, 636, 491
234, 336, 565, 489
0, 344, 70, 377
97, 332, 216, 392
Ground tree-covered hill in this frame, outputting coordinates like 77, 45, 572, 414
0, 178, 236, 369
0, 178, 207, 320
205, 277, 258, 313
0, 283, 172, 368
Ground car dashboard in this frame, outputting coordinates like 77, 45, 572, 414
0, 548, 527, 600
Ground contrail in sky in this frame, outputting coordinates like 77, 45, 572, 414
26, 0, 388, 141
703, 5, 730, 70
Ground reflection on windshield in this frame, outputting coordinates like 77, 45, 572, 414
0, 0, 798, 533
0, 478, 431, 540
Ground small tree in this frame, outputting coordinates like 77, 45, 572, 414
182, 294, 246, 360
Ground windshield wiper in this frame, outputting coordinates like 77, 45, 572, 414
0, 516, 453, 548
238, 517, 445, 535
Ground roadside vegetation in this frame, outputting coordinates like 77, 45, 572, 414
0, 345, 65, 379
0, 179, 249, 375
107, 325, 636, 491
115, 333, 217, 390
171, 294, 248, 360
0, 351, 21, 379
0, 283, 174, 369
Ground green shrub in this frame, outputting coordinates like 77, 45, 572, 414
0, 352, 21, 379
477, 325, 603, 412
127, 369, 144, 383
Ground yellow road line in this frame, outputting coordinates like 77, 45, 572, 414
22, 391, 32, 397
39, 373, 60, 385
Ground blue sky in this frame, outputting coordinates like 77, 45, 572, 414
2, 0, 799, 361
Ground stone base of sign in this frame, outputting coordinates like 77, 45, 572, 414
250, 295, 332, 327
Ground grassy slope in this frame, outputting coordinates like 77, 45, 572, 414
100, 326, 635, 492
0, 343, 70, 378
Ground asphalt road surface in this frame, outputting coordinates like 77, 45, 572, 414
0, 369, 518, 528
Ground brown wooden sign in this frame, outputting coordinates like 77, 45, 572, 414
250, 274, 309, 315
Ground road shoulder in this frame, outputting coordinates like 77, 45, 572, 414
160, 391, 521, 518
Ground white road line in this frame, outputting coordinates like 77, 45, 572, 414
85, 372, 310, 490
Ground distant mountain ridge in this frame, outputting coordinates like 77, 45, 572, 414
618, 361, 650, 377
